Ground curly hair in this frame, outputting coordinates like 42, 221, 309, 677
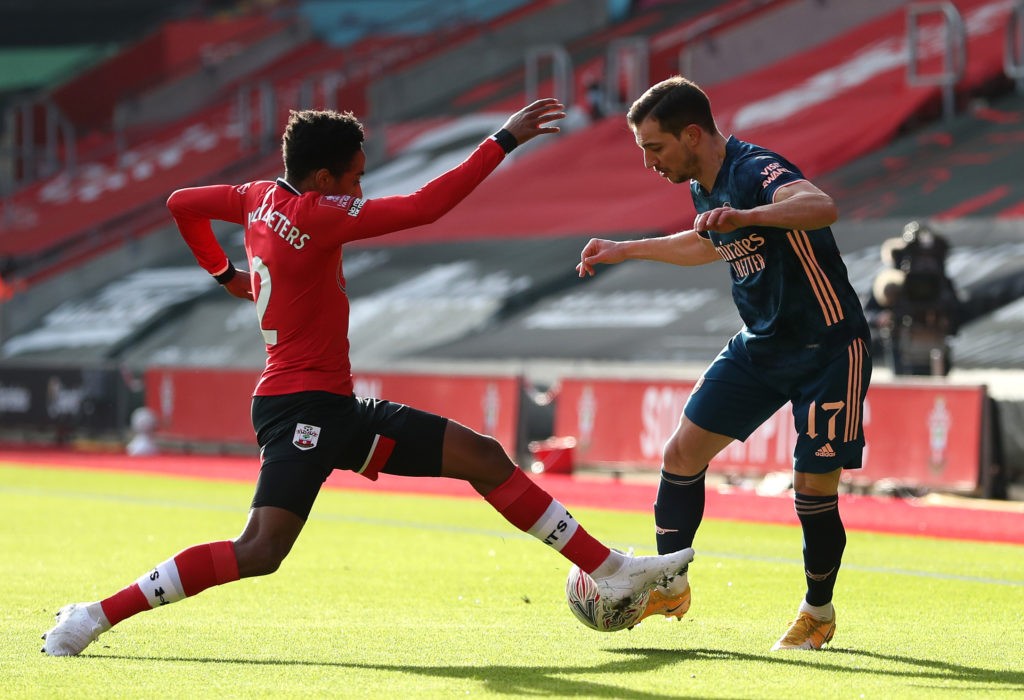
281, 109, 365, 182
627, 76, 717, 136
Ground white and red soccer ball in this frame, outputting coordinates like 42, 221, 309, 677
565, 564, 648, 632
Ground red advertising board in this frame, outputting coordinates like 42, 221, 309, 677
145, 368, 522, 453
145, 366, 986, 490
145, 367, 259, 444
553, 377, 987, 490
351, 372, 522, 453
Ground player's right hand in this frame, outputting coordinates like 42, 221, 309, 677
500, 98, 566, 146
223, 271, 254, 301
576, 238, 624, 277
694, 205, 746, 234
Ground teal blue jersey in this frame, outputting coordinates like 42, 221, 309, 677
691, 137, 869, 366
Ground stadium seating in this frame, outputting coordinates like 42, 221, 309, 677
297, 0, 537, 47
49, 14, 291, 136
0, 46, 113, 96
360, 0, 1022, 245
3, 0, 1024, 368
3, 0, 1024, 494
0, 0, 571, 286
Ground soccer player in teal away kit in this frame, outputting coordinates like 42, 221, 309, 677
578, 76, 871, 650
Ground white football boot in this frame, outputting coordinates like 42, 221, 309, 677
41, 602, 110, 656
593, 547, 695, 611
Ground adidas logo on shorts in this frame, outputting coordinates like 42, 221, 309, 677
815, 443, 836, 458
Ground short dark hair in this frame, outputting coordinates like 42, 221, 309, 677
627, 76, 717, 135
282, 109, 365, 181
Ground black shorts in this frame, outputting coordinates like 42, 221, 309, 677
250, 391, 446, 518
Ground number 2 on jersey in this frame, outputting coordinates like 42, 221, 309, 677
252, 256, 278, 345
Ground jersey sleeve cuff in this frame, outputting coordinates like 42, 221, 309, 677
213, 261, 237, 284
491, 129, 519, 154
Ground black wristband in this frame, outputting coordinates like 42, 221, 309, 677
213, 262, 236, 285
492, 128, 519, 154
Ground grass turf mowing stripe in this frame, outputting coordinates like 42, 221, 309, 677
3, 476, 1020, 588
3, 450, 1023, 543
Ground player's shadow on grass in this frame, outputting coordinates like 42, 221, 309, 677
612, 647, 1024, 691
101, 646, 1023, 697
102, 650, 689, 699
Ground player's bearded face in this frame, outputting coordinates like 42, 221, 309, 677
666, 146, 699, 184
634, 119, 696, 184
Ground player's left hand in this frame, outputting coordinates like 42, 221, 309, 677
694, 205, 747, 234
223, 270, 254, 301
500, 98, 566, 146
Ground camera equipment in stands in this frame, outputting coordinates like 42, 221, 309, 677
891, 220, 950, 302
867, 221, 960, 376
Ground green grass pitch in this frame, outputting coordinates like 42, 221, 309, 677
1, 464, 1022, 699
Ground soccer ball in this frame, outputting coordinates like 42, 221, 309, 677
565, 564, 648, 632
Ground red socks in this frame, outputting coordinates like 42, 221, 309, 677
484, 468, 610, 574
98, 472, 610, 628
100, 541, 240, 626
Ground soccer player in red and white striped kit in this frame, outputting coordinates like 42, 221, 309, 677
42, 99, 694, 656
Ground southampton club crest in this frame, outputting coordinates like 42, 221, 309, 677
292, 423, 321, 451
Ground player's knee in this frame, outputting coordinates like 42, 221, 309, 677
472, 434, 515, 481
444, 432, 515, 493
450, 431, 508, 472
662, 438, 704, 476
793, 471, 842, 496
481, 433, 511, 465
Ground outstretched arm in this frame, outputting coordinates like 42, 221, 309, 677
577, 230, 720, 277
338, 99, 566, 243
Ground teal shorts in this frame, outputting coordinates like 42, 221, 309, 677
683, 335, 872, 474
